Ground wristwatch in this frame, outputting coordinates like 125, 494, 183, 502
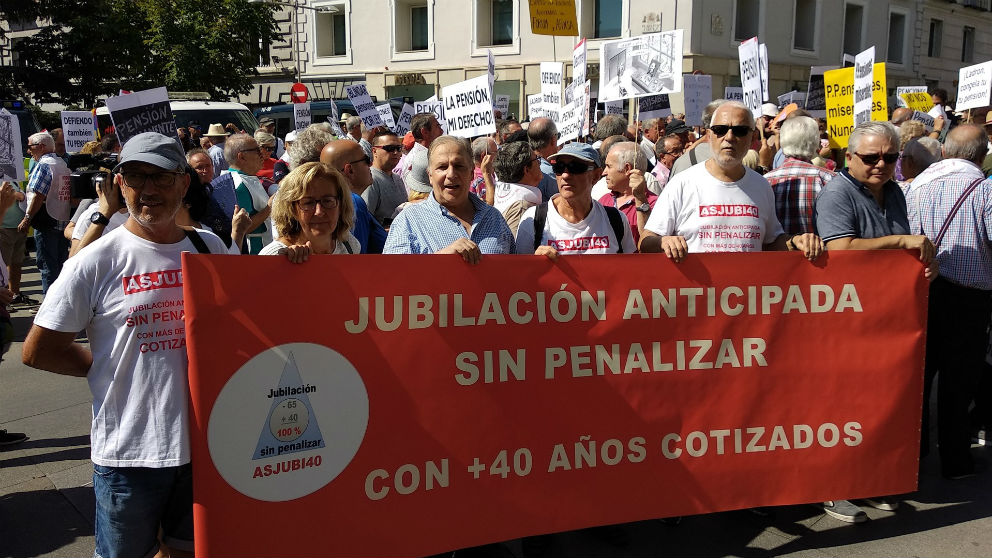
635, 202, 652, 213
90, 211, 110, 226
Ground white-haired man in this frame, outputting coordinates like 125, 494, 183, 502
763, 116, 836, 236
19, 131, 71, 293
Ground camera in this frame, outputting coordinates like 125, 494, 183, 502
68, 153, 119, 200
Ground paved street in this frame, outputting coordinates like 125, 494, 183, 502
2, 262, 992, 557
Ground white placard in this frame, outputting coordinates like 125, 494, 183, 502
540, 62, 564, 108
544, 104, 562, 129
957, 60, 992, 111
494, 95, 510, 118
0, 109, 25, 182
724, 87, 744, 102
737, 37, 762, 118
394, 103, 415, 136
345, 83, 384, 129
60, 111, 96, 153
599, 30, 684, 102
376, 104, 396, 130
777, 91, 807, 108
682, 75, 712, 127
853, 46, 875, 126
605, 100, 624, 115
293, 102, 312, 132
759, 43, 769, 102
910, 110, 935, 131
488, 49, 496, 94
573, 38, 587, 86
558, 99, 582, 145
105, 86, 176, 144
327, 101, 344, 136
527, 93, 544, 120
581, 80, 592, 137
414, 97, 448, 133
441, 74, 497, 138
896, 86, 928, 108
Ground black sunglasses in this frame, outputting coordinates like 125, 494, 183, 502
709, 125, 752, 138
349, 155, 371, 166
853, 152, 899, 166
375, 144, 403, 153
551, 160, 594, 175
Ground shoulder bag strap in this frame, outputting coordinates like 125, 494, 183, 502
184, 228, 211, 254
533, 203, 549, 252
934, 177, 985, 248
603, 206, 626, 254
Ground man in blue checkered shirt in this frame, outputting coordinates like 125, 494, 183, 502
18, 132, 71, 293
907, 123, 992, 479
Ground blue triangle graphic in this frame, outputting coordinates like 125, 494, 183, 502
252, 352, 326, 460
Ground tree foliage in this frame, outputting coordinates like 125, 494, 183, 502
1, 0, 280, 106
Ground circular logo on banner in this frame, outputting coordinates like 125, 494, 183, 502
207, 343, 369, 502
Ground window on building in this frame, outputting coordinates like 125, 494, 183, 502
411, 5, 429, 50
10, 37, 25, 68
475, 0, 515, 47
393, 0, 432, 54
928, 19, 942, 58
253, 35, 272, 66
842, 3, 863, 56
734, 0, 760, 42
594, 0, 622, 39
793, 0, 816, 51
316, 10, 347, 57
962, 26, 975, 63
886, 11, 906, 65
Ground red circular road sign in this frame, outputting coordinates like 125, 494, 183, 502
290, 82, 309, 103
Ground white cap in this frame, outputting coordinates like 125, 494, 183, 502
285, 130, 298, 142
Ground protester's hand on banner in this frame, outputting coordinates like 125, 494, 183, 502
438, 238, 482, 264
925, 259, 939, 282
279, 242, 313, 264
790, 233, 824, 261
902, 234, 936, 263
660, 235, 689, 262
534, 245, 559, 261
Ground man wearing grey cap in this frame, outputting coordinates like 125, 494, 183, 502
22, 132, 229, 558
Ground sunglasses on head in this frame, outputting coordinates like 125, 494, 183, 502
551, 160, 594, 175
853, 152, 899, 166
709, 124, 752, 138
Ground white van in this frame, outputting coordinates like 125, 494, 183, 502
95, 100, 258, 136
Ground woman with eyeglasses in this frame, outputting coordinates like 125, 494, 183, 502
254, 131, 280, 182
259, 162, 360, 262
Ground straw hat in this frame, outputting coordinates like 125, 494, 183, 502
204, 123, 230, 138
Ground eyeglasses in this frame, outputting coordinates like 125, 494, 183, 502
296, 196, 341, 212
853, 152, 899, 166
122, 171, 184, 188
27, 143, 41, 148
374, 144, 403, 153
349, 155, 371, 166
551, 160, 595, 175
709, 125, 752, 138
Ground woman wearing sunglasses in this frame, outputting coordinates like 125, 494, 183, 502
259, 162, 360, 262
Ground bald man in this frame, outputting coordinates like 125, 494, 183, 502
320, 139, 385, 253
890, 107, 913, 126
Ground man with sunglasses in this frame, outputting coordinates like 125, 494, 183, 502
640, 101, 822, 260
321, 139, 386, 253
364, 130, 408, 227
23, 132, 229, 558
20, 131, 71, 293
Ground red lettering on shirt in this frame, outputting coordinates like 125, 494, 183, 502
122, 269, 184, 295
547, 236, 610, 252
698, 204, 760, 218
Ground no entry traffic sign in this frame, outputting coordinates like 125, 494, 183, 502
291, 82, 309, 104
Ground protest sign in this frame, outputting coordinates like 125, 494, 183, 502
0, 109, 24, 182
544, 104, 562, 130
528, 0, 578, 36
803, 66, 834, 119
899, 92, 933, 113
823, 63, 887, 148
540, 62, 564, 107
59, 111, 96, 153
853, 47, 875, 126
895, 86, 928, 109
573, 38, 587, 86
441, 75, 497, 138
605, 100, 624, 115
327, 101, 344, 136
738, 37, 763, 118
527, 93, 544, 120
682, 74, 712, 127
493, 95, 510, 118
638, 94, 671, 120
759, 43, 769, 102
488, 49, 495, 95
910, 110, 935, 131
376, 104, 396, 130
724, 87, 744, 102
186, 250, 928, 557
557, 99, 582, 145
105, 86, 176, 144
413, 96, 447, 133
599, 30, 683, 103
293, 102, 311, 132
394, 103, 415, 136
956, 60, 992, 111
345, 83, 384, 129
777, 91, 807, 109
581, 80, 592, 136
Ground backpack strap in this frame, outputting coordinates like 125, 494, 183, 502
184, 228, 211, 254
343, 239, 354, 254
603, 206, 626, 254
533, 202, 549, 252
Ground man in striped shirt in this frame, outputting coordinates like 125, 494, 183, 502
764, 116, 835, 236
907, 123, 992, 479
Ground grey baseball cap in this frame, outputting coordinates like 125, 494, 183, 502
548, 142, 603, 168
113, 132, 187, 173
405, 148, 432, 193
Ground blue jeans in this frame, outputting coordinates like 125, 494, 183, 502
93, 463, 194, 558
33, 227, 68, 293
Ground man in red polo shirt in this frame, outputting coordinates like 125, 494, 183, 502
599, 141, 655, 248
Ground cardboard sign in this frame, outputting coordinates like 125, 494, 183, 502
738, 37, 763, 118
638, 94, 671, 120
345, 83, 384, 129
376, 104, 396, 130
493, 95, 510, 119
724, 87, 744, 102
441, 75, 497, 138
605, 100, 624, 115
803, 66, 834, 119
414, 97, 448, 133
327, 102, 344, 136
573, 38, 587, 86
895, 86, 928, 108
581, 80, 592, 137
293, 102, 311, 132
599, 30, 684, 103
910, 110, 935, 131
823, 63, 887, 148
60, 111, 97, 153
759, 43, 769, 102
682, 74, 712, 127
899, 92, 933, 113
956, 60, 992, 111
185, 250, 928, 557
0, 109, 25, 182
488, 49, 495, 95
527, 93, 544, 120
105, 86, 176, 144
394, 103, 415, 136
853, 47, 875, 126
777, 91, 807, 109
528, 0, 578, 36
540, 62, 564, 108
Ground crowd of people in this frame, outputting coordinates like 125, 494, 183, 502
2, 87, 992, 555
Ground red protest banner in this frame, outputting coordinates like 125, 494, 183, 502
184, 251, 927, 557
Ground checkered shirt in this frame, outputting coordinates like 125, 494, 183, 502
27, 159, 54, 196
384, 191, 516, 255
764, 158, 836, 236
